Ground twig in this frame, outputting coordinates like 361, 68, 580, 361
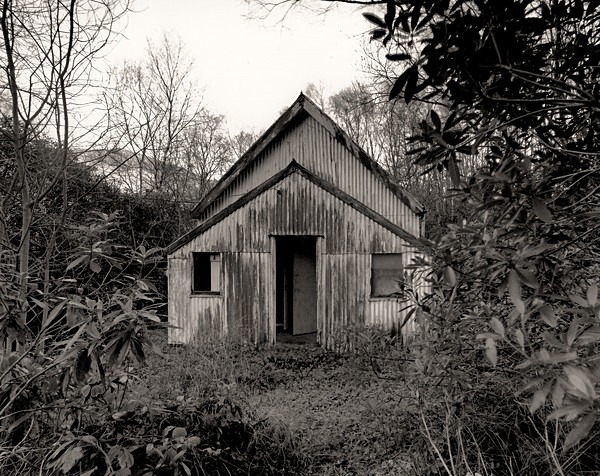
420, 411, 454, 476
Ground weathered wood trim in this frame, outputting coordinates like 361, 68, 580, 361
168, 161, 420, 255
190, 93, 424, 219
270, 236, 277, 344
316, 235, 323, 345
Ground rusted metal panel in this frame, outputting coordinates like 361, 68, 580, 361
190, 296, 224, 341
317, 252, 416, 348
168, 257, 188, 345
318, 253, 368, 348
168, 252, 272, 345
171, 172, 411, 259
201, 116, 420, 237
366, 300, 414, 340
223, 252, 273, 345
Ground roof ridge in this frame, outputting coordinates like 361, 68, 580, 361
190, 94, 424, 220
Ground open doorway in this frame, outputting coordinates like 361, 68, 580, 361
275, 236, 317, 338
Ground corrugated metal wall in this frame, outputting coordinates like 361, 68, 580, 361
201, 116, 420, 236
168, 257, 225, 345
169, 171, 421, 346
318, 251, 417, 348
172, 173, 410, 256
223, 252, 273, 344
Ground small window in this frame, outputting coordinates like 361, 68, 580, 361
371, 254, 404, 298
192, 252, 221, 293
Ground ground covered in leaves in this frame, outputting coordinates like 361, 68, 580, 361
140, 333, 427, 475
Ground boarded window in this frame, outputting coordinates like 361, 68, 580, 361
371, 254, 403, 297
192, 252, 221, 293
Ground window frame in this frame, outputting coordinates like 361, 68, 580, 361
191, 252, 221, 295
370, 253, 404, 299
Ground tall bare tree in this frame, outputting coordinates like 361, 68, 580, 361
228, 129, 260, 160
328, 82, 379, 158
105, 35, 202, 195
104, 35, 239, 204
0, 0, 130, 323
178, 113, 233, 201
304, 81, 329, 111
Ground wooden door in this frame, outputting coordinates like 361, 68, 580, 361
275, 236, 318, 336
292, 238, 317, 335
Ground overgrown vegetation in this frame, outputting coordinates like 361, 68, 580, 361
3, 0, 599, 474
1, 204, 309, 475
140, 331, 419, 475
135, 324, 593, 475
254, 0, 600, 469
0, 2, 298, 474
361, 0, 600, 473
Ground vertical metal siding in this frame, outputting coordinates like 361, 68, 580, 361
168, 257, 225, 344
174, 172, 416, 253
170, 170, 420, 346
223, 252, 273, 345
167, 257, 187, 344
190, 296, 224, 340
317, 252, 415, 348
201, 116, 419, 237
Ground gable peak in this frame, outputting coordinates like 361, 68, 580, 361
191, 93, 424, 219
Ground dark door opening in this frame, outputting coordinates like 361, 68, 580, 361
275, 236, 317, 336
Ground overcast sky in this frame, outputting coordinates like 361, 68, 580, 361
105, 0, 372, 134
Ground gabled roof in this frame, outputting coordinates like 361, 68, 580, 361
190, 93, 424, 219
168, 160, 420, 255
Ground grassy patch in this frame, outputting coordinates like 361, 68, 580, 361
141, 329, 600, 475
140, 331, 422, 475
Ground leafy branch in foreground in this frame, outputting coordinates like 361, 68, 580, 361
358, 0, 600, 471
0, 211, 165, 473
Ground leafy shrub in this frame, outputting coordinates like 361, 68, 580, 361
396, 266, 600, 475
1, 211, 308, 475
0, 211, 163, 471
356, 0, 600, 473
42, 393, 305, 476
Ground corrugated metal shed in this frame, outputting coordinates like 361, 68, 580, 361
169, 163, 422, 346
168, 94, 427, 348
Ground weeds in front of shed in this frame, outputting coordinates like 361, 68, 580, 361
144, 328, 419, 475
341, 321, 600, 476
142, 323, 600, 476
404, 343, 600, 476
326, 322, 600, 476
135, 329, 310, 475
